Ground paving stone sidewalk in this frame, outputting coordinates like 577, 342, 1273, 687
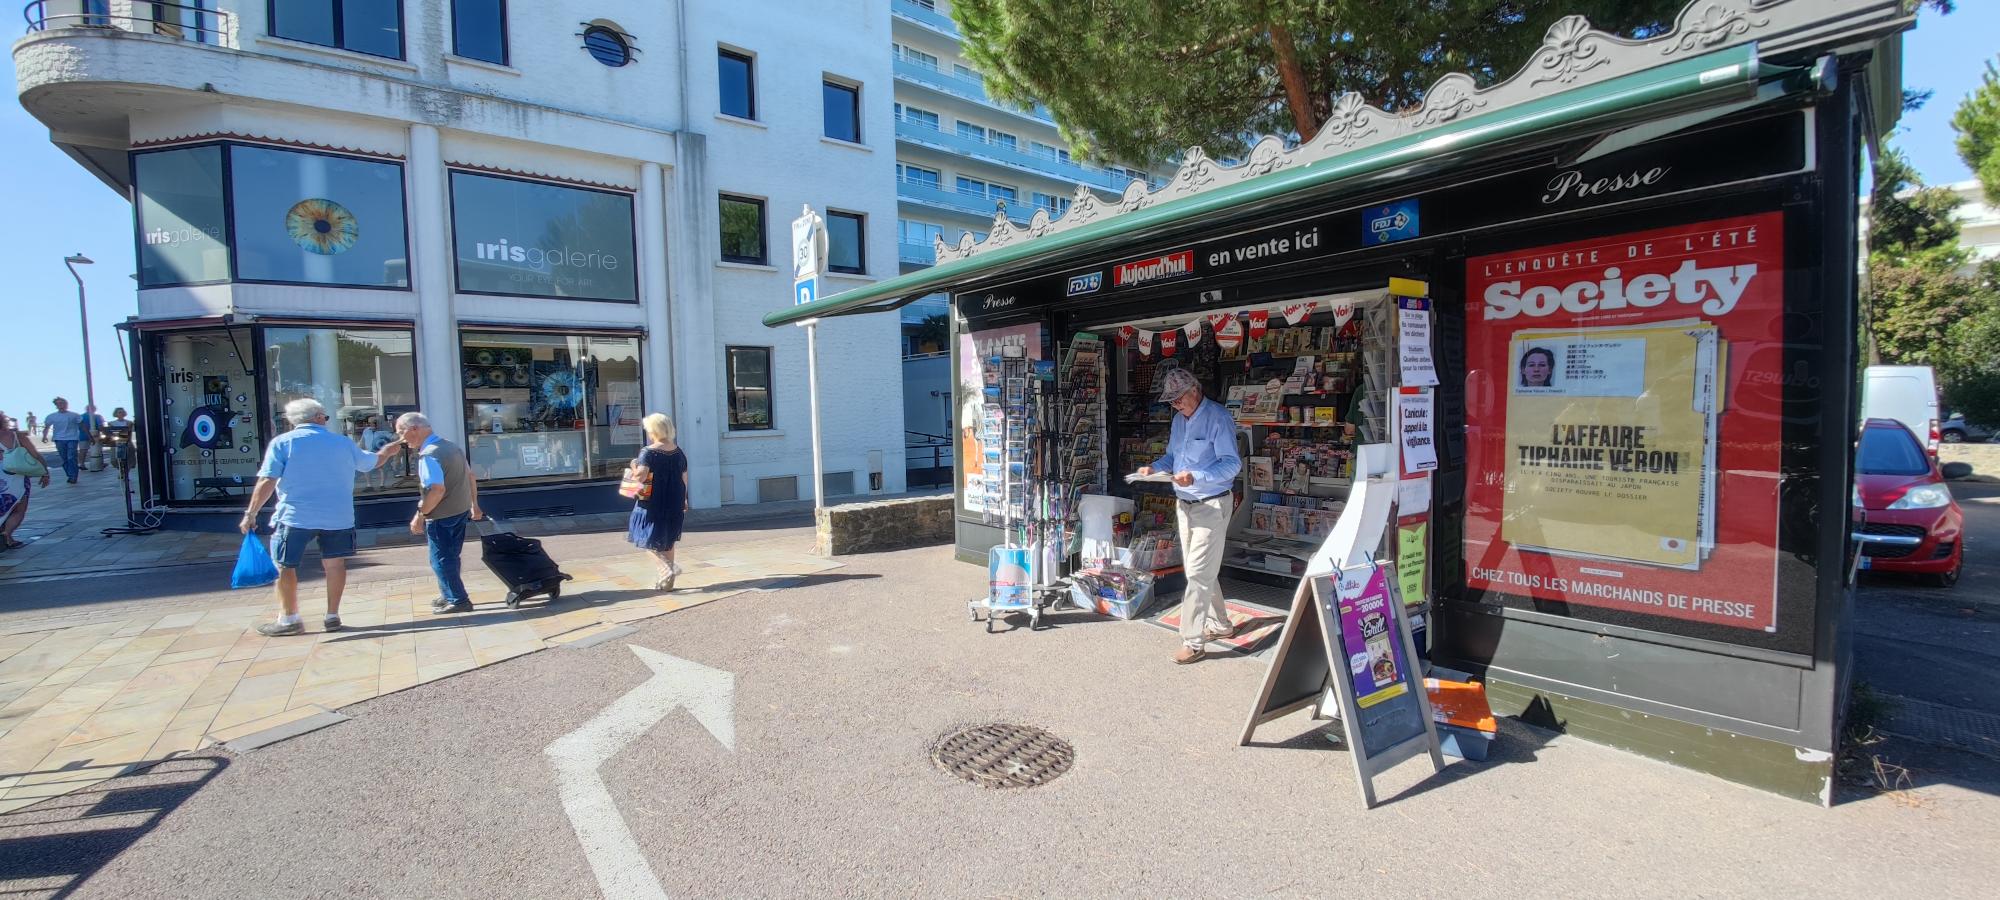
0, 536, 840, 813
0, 441, 864, 813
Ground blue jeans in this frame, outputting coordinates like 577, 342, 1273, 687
53, 440, 80, 481
426, 512, 471, 605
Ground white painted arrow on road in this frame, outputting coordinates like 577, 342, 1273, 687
545, 645, 735, 900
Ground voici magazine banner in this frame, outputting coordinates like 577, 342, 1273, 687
1462, 213, 1783, 632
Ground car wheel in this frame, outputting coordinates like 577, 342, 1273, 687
1924, 563, 1961, 589
1942, 429, 1966, 443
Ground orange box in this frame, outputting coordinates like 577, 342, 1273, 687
1424, 678, 1497, 734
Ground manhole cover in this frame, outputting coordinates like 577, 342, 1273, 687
931, 723, 1074, 789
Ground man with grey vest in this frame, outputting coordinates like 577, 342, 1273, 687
394, 412, 484, 613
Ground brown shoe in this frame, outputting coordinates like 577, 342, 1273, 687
1174, 645, 1206, 665
1203, 621, 1239, 642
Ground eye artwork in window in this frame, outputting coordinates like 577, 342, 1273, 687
284, 198, 360, 255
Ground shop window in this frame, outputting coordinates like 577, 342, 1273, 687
154, 329, 264, 502
823, 79, 861, 143
718, 48, 755, 119
719, 194, 767, 264
459, 331, 645, 486
827, 211, 864, 275
134, 146, 230, 287
451, 0, 507, 65
726, 346, 772, 430
263, 326, 419, 497
231, 146, 409, 288
270, 0, 405, 60
449, 171, 637, 302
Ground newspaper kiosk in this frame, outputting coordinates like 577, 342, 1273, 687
766, 0, 1914, 803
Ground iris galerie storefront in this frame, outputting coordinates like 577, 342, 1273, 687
766, 1, 1913, 802
123, 139, 653, 525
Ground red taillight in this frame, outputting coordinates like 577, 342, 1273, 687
1929, 419, 1942, 455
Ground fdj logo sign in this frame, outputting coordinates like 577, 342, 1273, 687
1066, 272, 1102, 297
1365, 199, 1419, 245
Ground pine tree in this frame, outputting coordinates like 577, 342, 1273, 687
951, 0, 1684, 165
1952, 58, 2000, 203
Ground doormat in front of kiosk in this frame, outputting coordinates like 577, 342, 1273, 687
1148, 600, 1289, 655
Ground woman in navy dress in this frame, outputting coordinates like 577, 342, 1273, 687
627, 413, 690, 590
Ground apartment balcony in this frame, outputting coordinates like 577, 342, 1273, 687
23, 1, 235, 46
898, 241, 937, 266
896, 176, 1035, 224
895, 116, 1140, 195
890, 0, 958, 37
891, 56, 1055, 125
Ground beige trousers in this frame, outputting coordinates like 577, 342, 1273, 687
1174, 494, 1231, 648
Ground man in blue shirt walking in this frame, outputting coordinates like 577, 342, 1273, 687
240, 398, 404, 636
1136, 366, 1243, 664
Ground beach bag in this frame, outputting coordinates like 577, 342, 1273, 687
2, 445, 46, 477
619, 460, 653, 501
231, 533, 280, 590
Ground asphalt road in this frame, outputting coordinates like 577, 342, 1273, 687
1852, 480, 2000, 714
6, 534, 1995, 899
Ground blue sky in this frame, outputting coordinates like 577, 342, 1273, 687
2, 7, 1993, 428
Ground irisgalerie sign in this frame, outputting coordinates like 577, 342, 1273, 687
451, 172, 638, 302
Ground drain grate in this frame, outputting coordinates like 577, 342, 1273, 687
931, 723, 1075, 789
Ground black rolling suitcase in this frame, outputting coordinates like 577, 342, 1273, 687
478, 526, 573, 608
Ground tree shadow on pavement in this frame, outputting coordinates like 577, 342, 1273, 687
0, 755, 227, 899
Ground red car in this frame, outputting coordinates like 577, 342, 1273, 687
1853, 418, 1964, 587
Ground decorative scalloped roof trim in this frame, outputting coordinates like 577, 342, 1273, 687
933, 0, 1858, 265
131, 131, 404, 159
441, 159, 636, 192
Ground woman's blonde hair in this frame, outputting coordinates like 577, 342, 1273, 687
643, 413, 676, 444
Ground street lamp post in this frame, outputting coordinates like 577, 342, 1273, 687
64, 253, 101, 470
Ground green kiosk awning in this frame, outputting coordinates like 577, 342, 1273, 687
765, 43, 1801, 329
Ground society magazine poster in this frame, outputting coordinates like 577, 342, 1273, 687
1463, 213, 1782, 632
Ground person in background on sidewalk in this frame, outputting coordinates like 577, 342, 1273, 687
240, 398, 404, 636
40, 398, 84, 484
0, 411, 51, 551
393, 412, 483, 614
1135, 366, 1243, 665
626, 413, 690, 591
22, 413, 35, 436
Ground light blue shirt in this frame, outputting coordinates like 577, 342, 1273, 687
1150, 397, 1242, 502
417, 434, 445, 489
257, 423, 378, 530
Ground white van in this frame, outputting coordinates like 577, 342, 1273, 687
1861, 365, 1941, 455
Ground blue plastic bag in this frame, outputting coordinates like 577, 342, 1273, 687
231, 533, 280, 589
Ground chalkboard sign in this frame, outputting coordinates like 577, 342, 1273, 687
1240, 443, 1445, 808
1321, 564, 1429, 759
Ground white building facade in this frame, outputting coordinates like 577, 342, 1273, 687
15, 0, 906, 520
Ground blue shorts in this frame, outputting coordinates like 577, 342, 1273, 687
270, 524, 357, 569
